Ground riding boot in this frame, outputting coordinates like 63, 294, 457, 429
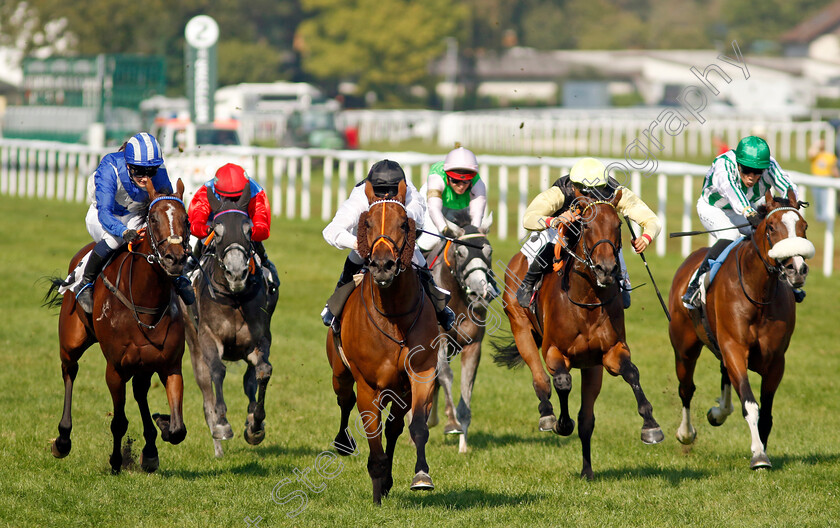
253, 241, 279, 293
417, 265, 456, 331
516, 243, 555, 308
682, 238, 730, 309
321, 255, 365, 327
173, 275, 196, 305
75, 240, 113, 314
793, 289, 806, 303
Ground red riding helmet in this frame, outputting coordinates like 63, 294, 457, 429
214, 163, 249, 197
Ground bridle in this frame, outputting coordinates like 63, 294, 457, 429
443, 233, 494, 299
562, 200, 621, 275
142, 196, 190, 277
367, 199, 409, 273
209, 209, 254, 275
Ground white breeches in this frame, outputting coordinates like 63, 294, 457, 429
697, 199, 752, 242
85, 205, 144, 250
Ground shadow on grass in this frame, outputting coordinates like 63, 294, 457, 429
159, 459, 297, 480
769, 451, 840, 470
400, 487, 543, 509
594, 465, 709, 484
462, 430, 574, 450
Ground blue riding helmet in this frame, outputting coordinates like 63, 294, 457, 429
124, 132, 164, 167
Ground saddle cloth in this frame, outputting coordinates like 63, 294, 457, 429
686, 236, 744, 307
57, 250, 93, 296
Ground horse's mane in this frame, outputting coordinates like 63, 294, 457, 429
449, 209, 472, 228
756, 195, 796, 217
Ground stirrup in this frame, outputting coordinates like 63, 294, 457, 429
516, 284, 534, 308
174, 276, 195, 305
76, 284, 94, 314
793, 289, 806, 303
437, 306, 456, 331
321, 304, 335, 327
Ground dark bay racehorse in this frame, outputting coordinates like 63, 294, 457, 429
495, 192, 663, 479
185, 188, 278, 457
44, 179, 190, 473
425, 211, 497, 453
669, 189, 813, 469
326, 180, 440, 504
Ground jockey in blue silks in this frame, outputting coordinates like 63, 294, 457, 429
75, 132, 195, 313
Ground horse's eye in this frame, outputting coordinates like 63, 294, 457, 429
767, 224, 775, 233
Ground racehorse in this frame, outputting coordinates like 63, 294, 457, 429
326, 180, 440, 504
44, 179, 190, 473
424, 210, 497, 453
669, 189, 813, 469
184, 188, 278, 457
494, 191, 664, 479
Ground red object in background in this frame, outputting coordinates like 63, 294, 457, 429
344, 126, 359, 149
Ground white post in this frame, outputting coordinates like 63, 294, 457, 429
286, 156, 298, 219
539, 164, 550, 191
498, 166, 509, 240
682, 174, 693, 257
518, 166, 528, 240
337, 159, 349, 205
10, 147, 18, 196
65, 152, 76, 202
57, 151, 68, 201
0, 147, 7, 195
322, 156, 333, 221
353, 160, 364, 183
824, 189, 835, 277
657, 173, 667, 257
26, 148, 36, 197
301, 155, 311, 220
272, 156, 284, 217
46, 149, 56, 199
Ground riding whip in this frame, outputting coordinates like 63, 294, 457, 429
624, 216, 671, 322
418, 229, 483, 249
669, 224, 750, 238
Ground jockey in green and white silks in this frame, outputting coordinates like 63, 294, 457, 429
417, 147, 487, 251
683, 135, 802, 308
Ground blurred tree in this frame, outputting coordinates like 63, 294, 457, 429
297, 0, 466, 104
218, 39, 284, 86
519, 1, 572, 49
722, 0, 835, 51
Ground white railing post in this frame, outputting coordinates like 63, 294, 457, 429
322, 156, 334, 221
337, 159, 349, 205
46, 149, 56, 199
301, 155, 311, 220
272, 156, 284, 217
0, 146, 7, 195
286, 156, 298, 219
518, 166, 528, 240
657, 173, 667, 257
682, 175, 693, 257
498, 165, 509, 240
824, 190, 836, 278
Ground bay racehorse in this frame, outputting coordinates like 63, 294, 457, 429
669, 189, 813, 469
44, 179, 190, 473
494, 191, 663, 479
184, 187, 278, 457
326, 180, 440, 504
424, 210, 498, 453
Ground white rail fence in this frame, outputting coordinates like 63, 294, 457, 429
1, 139, 837, 276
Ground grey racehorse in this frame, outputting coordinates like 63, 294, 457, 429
183, 189, 279, 457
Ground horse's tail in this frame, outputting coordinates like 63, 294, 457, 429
491, 335, 525, 369
42, 276, 67, 309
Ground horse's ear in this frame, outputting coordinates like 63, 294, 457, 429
236, 184, 251, 211
479, 211, 493, 234
786, 187, 798, 208
175, 178, 184, 200
611, 189, 623, 207
145, 177, 157, 199
764, 189, 775, 210
208, 188, 222, 212
364, 181, 376, 204
396, 179, 407, 204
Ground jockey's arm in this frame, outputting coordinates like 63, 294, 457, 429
715, 158, 753, 216
425, 173, 448, 232
469, 178, 487, 226
405, 180, 426, 229
322, 185, 367, 250
93, 161, 129, 238
617, 187, 662, 245
188, 185, 213, 239
523, 186, 565, 231
151, 164, 173, 194
248, 187, 271, 242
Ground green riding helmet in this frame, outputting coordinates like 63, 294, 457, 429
735, 136, 771, 170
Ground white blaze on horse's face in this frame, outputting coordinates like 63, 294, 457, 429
767, 210, 814, 289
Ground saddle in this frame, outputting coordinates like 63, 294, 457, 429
326, 272, 366, 334
684, 237, 743, 310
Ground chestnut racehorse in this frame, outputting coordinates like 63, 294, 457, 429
495, 191, 663, 479
326, 180, 440, 504
44, 179, 190, 473
669, 189, 813, 469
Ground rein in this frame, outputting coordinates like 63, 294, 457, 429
360, 269, 425, 347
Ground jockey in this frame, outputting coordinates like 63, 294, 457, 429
417, 146, 487, 251
682, 135, 802, 308
321, 159, 456, 331
76, 132, 195, 313
516, 157, 661, 309
187, 163, 278, 291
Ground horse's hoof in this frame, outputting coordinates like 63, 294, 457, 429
50, 438, 71, 458
140, 453, 159, 473
675, 427, 697, 445
641, 427, 665, 445
333, 431, 357, 456
553, 417, 575, 436
706, 408, 727, 427
244, 426, 265, 445
410, 471, 434, 491
580, 468, 594, 481
750, 453, 772, 470
539, 415, 557, 432
443, 422, 463, 435
212, 423, 234, 440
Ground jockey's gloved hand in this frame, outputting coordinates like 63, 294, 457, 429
122, 229, 140, 243
745, 208, 761, 229
442, 225, 464, 239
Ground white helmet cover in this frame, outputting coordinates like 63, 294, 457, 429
569, 157, 608, 187
443, 147, 479, 172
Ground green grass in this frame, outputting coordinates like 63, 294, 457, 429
2, 194, 840, 528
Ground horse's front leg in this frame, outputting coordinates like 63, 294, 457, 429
456, 341, 482, 453
132, 373, 159, 472
578, 366, 603, 480
244, 339, 273, 445
506, 311, 555, 431
406, 346, 436, 493
605, 342, 664, 445
154, 370, 187, 445
707, 362, 735, 426
758, 358, 784, 451
545, 345, 575, 436
435, 341, 462, 435
355, 384, 389, 505
189, 342, 224, 456
670, 310, 704, 444
327, 333, 358, 456
206, 340, 233, 441
105, 363, 128, 474
382, 400, 409, 499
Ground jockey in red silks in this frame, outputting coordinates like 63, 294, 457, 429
76, 132, 195, 313
187, 163, 279, 291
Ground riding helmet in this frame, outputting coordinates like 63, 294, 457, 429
735, 136, 771, 170
214, 163, 250, 197
124, 132, 164, 167
569, 157, 609, 187
443, 147, 479, 181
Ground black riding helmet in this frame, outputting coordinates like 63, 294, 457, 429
363, 159, 405, 198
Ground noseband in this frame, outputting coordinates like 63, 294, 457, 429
752, 206, 804, 275
367, 199, 409, 271
144, 196, 189, 276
